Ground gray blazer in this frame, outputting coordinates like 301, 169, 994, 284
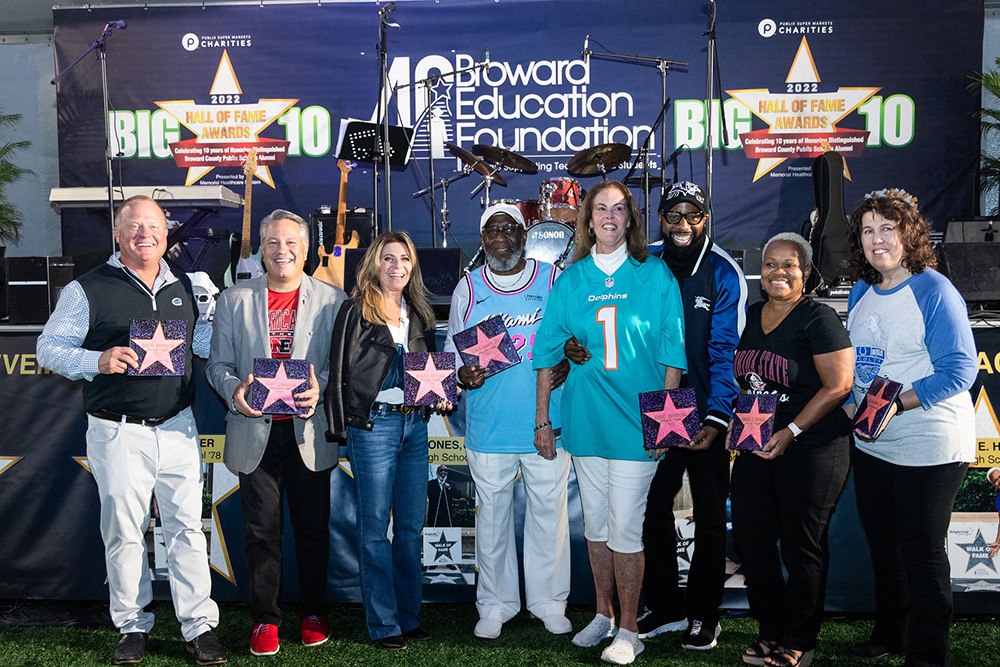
207, 274, 347, 474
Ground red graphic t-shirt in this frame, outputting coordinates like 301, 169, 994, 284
268, 288, 299, 420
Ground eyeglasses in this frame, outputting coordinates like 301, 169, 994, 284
482, 224, 522, 238
661, 211, 706, 225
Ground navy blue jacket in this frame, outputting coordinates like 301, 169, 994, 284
650, 238, 748, 431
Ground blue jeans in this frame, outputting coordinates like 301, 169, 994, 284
347, 406, 428, 640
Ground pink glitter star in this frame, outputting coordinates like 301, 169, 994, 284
734, 397, 772, 449
257, 361, 303, 412
407, 354, 453, 404
643, 393, 697, 447
856, 382, 893, 433
133, 322, 184, 373
462, 326, 510, 368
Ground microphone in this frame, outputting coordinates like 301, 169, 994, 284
105, 20, 127, 30
583, 35, 590, 65
380, 2, 395, 13
484, 46, 490, 66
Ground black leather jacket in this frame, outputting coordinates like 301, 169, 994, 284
324, 299, 436, 440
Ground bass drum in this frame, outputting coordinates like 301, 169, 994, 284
525, 220, 575, 267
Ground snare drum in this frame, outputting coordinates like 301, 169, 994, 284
539, 177, 582, 225
525, 220, 574, 266
490, 198, 540, 227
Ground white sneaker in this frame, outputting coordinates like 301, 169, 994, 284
601, 628, 644, 665
474, 618, 502, 639
541, 614, 573, 635
572, 614, 616, 647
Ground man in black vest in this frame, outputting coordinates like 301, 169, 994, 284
38, 196, 226, 666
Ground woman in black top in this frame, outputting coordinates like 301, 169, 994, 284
730, 233, 854, 667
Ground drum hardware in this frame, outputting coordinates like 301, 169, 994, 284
414, 144, 497, 249
539, 177, 583, 225
567, 143, 632, 178
491, 198, 540, 227
471, 144, 538, 173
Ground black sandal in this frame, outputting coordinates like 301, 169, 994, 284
764, 647, 814, 667
743, 639, 778, 665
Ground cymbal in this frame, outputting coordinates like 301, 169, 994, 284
472, 144, 538, 172
567, 143, 632, 176
446, 143, 507, 186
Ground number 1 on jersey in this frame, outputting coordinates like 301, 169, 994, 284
596, 305, 618, 370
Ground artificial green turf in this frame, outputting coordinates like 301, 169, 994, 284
1, 603, 997, 666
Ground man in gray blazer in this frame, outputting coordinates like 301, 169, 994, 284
207, 209, 346, 656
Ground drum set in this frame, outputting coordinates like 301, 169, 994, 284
436, 141, 633, 269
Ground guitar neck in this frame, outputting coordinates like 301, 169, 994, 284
336, 167, 349, 245
241, 173, 253, 259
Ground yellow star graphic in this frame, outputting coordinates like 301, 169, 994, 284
0, 456, 23, 477
155, 49, 298, 187
727, 37, 880, 181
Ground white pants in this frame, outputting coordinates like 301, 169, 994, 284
466, 447, 572, 622
86, 407, 219, 641
573, 456, 659, 554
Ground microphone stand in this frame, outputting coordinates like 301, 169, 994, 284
52, 21, 126, 246
396, 57, 488, 246
374, 4, 398, 231
583, 41, 686, 239
705, 0, 721, 235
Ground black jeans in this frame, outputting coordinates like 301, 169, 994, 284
239, 419, 332, 625
641, 440, 731, 625
853, 448, 968, 667
730, 434, 850, 653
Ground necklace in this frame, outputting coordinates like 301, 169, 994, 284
761, 298, 802, 334
489, 265, 524, 289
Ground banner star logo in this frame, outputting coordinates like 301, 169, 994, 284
257, 361, 302, 412
855, 381, 893, 433
463, 327, 510, 369
643, 393, 696, 447
958, 530, 997, 573
734, 397, 772, 449
675, 526, 694, 565
156, 49, 298, 186
407, 354, 453, 403
727, 36, 880, 181
133, 322, 185, 374
430, 531, 458, 562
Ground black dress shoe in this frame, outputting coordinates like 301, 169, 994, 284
402, 626, 431, 641
848, 640, 902, 660
186, 629, 228, 665
376, 634, 407, 651
113, 633, 148, 665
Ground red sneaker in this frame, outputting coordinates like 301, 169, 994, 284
250, 623, 279, 656
301, 615, 329, 647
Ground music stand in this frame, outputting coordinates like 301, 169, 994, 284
336, 120, 414, 234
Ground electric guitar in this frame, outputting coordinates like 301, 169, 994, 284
225, 148, 265, 286
312, 159, 360, 289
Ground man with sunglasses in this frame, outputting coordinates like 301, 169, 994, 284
640, 181, 747, 649
444, 203, 571, 641
565, 181, 747, 650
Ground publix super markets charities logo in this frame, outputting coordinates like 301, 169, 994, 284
182, 32, 252, 51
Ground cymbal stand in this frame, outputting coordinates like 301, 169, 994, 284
583, 39, 686, 238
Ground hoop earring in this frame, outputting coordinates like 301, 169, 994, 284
588, 226, 595, 238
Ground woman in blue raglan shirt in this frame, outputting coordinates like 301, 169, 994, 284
844, 190, 976, 667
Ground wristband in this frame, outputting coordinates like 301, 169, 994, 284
534, 420, 552, 432
893, 397, 905, 414
787, 421, 803, 438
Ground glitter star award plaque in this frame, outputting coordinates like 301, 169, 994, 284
128, 319, 186, 376
453, 315, 521, 378
853, 376, 903, 441
403, 352, 458, 406
728, 393, 778, 451
250, 358, 310, 415
638, 387, 700, 450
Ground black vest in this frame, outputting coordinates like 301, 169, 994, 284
77, 263, 199, 418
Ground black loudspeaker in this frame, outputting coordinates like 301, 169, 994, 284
938, 242, 1000, 303
342, 247, 462, 306
307, 208, 376, 274
943, 217, 1000, 243
4, 256, 75, 324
